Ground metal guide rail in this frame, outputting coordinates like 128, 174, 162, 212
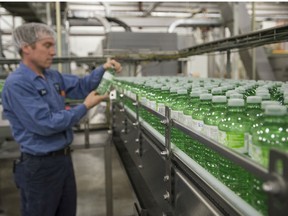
112, 91, 288, 216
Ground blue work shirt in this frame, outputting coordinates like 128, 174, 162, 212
2, 62, 105, 155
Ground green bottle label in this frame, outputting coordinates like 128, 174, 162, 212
249, 143, 269, 167
157, 103, 165, 115
218, 130, 247, 153
185, 116, 193, 130
150, 101, 157, 111
191, 119, 204, 132
203, 125, 219, 141
178, 112, 185, 124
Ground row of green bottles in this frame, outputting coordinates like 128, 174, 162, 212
114, 77, 288, 215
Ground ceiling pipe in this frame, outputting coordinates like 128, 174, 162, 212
142, 2, 161, 17
100, 2, 111, 16
105, 17, 132, 32
68, 17, 131, 32
168, 18, 222, 33
90, 15, 111, 33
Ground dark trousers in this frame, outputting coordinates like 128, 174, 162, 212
13, 154, 76, 216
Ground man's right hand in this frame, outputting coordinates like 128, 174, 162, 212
83, 91, 109, 110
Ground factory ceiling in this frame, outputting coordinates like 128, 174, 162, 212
1, 2, 288, 29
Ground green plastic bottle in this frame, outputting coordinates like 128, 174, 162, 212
191, 93, 212, 166
218, 98, 251, 202
248, 100, 281, 156
170, 89, 189, 151
249, 105, 288, 215
246, 96, 263, 122
96, 68, 115, 95
182, 91, 201, 127
156, 86, 170, 115
170, 89, 188, 122
250, 104, 288, 167
203, 96, 227, 141
203, 96, 227, 177
283, 96, 288, 109
182, 91, 201, 158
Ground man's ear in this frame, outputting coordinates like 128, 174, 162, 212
21, 44, 31, 55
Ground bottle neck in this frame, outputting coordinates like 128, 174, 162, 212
200, 100, 211, 106
246, 103, 261, 109
212, 103, 227, 109
264, 115, 287, 124
228, 106, 245, 112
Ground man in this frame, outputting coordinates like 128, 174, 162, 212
1, 22, 122, 216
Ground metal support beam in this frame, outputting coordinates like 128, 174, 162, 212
226, 50, 231, 78
56, 2, 62, 72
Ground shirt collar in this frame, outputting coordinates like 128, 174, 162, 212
19, 62, 49, 80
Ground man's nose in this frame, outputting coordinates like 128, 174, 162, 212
50, 47, 56, 56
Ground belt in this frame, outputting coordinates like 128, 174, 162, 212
21, 146, 72, 159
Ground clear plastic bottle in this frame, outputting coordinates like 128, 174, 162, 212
95, 68, 115, 95
218, 98, 251, 202
203, 96, 227, 177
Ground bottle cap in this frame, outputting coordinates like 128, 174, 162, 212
261, 100, 280, 110
246, 96, 262, 104
200, 89, 209, 94
200, 93, 212, 100
228, 98, 245, 107
255, 88, 269, 94
153, 84, 162, 89
170, 87, 179, 93
226, 90, 237, 97
190, 91, 201, 97
236, 87, 245, 94
211, 88, 222, 95
161, 86, 170, 91
220, 86, 228, 92
212, 96, 227, 103
177, 89, 187, 95
230, 93, 243, 99
256, 92, 271, 99
205, 86, 213, 91
284, 96, 288, 104
265, 105, 287, 116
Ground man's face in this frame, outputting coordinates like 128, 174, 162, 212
26, 37, 56, 69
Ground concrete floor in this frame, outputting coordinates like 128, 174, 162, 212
0, 130, 136, 216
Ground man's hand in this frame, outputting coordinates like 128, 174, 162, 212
83, 91, 109, 110
103, 59, 122, 73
